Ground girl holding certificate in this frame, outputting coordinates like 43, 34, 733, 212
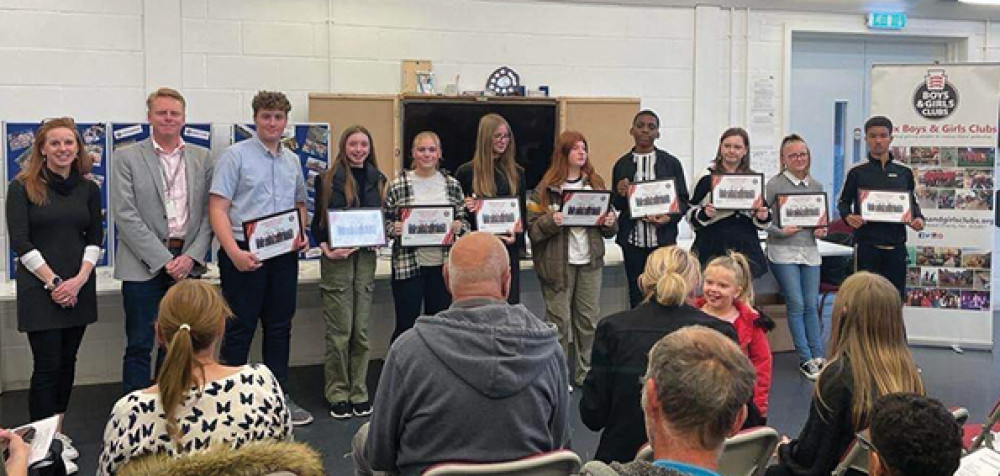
688, 127, 771, 278
384, 131, 469, 341
764, 134, 827, 380
455, 113, 527, 304
527, 131, 617, 388
311, 125, 386, 420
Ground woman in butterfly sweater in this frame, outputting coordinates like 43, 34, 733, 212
99, 281, 291, 475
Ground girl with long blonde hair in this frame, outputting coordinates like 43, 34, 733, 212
766, 272, 923, 476
454, 113, 526, 303
98, 280, 291, 475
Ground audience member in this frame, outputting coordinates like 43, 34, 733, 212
865, 393, 962, 476
765, 272, 923, 476
696, 251, 773, 423
98, 280, 291, 476
581, 246, 737, 463
352, 232, 569, 476
582, 326, 756, 475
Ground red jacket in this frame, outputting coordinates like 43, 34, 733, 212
696, 297, 773, 415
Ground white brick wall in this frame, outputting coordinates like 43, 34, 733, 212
0, 0, 997, 388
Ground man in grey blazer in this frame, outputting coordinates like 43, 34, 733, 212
112, 87, 213, 394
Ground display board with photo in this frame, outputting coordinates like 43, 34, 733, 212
906, 246, 991, 310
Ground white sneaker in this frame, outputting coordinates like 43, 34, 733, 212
799, 360, 821, 380
55, 433, 79, 460
62, 455, 79, 474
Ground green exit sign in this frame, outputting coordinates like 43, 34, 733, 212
867, 12, 907, 30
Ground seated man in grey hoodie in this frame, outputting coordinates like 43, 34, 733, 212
352, 232, 570, 476
583, 326, 755, 476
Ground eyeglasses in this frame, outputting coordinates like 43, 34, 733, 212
784, 152, 809, 160
492, 133, 511, 140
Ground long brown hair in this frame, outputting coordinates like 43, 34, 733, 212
535, 130, 605, 208
712, 127, 752, 173
471, 113, 519, 197
16, 118, 92, 206
156, 280, 233, 449
317, 125, 382, 227
820, 272, 924, 429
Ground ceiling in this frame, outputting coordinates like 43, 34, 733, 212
532, 0, 1000, 22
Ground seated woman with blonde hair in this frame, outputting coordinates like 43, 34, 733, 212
579, 246, 737, 463
98, 280, 293, 475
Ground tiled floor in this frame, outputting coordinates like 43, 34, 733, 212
3, 321, 998, 475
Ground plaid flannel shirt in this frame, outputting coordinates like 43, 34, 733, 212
384, 170, 470, 280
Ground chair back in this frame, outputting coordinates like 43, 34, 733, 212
422, 450, 581, 476
718, 427, 780, 476
830, 437, 869, 476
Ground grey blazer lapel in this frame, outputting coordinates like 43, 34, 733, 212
140, 140, 167, 206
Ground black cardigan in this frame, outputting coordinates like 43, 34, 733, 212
579, 301, 737, 463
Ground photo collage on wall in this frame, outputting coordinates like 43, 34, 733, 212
896, 145, 994, 311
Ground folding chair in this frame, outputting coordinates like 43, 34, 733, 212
718, 427, 780, 476
422, 450, 581, 476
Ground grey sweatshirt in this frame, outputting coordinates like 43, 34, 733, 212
367, 298, 570, 476
764, 171, 824, 265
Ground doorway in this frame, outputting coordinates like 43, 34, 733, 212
789, 34, 951, 209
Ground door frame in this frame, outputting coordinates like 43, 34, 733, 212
781, 26, 970, 138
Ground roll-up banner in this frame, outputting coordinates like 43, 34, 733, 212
871, 64, 998, 349
232, 123, 330, 259
3, 122, 111, 280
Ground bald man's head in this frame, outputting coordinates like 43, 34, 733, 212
445, 232, 511, 300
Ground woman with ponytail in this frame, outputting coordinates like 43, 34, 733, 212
579, 246, 737, 463
98, 280, 291, 475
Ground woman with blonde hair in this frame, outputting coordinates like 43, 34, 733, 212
766, 271, 924, 476
454, 113, 526, 303
527, 130, 617, 388
384, 131, 469, 341
99, 280, 291, 476
311, 125, 387, 419
6, 117, 101, 471
580, 246, 737, 463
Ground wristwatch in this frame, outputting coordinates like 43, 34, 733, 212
44, 276, 63, 291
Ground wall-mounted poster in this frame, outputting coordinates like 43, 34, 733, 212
4, 121, 111, 280
232, 123, 330, 259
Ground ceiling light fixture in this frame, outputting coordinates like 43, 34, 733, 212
958, 0, 1000, 5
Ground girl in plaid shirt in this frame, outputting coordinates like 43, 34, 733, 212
384, 132, 469, 340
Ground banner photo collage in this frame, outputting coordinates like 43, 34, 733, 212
3, 121, 330, 279
233, 123, 330, 259
4, 122, 110, 279
871, 63, 999, 348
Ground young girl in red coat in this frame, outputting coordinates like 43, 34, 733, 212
696, 251, 773, 421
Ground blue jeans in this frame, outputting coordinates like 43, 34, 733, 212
770, 262, 823, 364
218, 244, 298, 388
121, 271, 173, 393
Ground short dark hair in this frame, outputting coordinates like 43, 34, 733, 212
864, 116, 893, 134
251, 91, 292, 117
633, 110, 660, 128
870, 393, 962, 476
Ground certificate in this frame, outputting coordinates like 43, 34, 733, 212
561, 190, 611, 227
627, 179, 680, 218
775, 193, 828, 228
243, 208, 301, 261
400, 206, 455, 247
327, 208, 387, 248
711, 173, 765, 210
859, 189, 912, 223
475, 197, 522, 234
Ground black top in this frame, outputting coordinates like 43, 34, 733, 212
610, 148, 690, 247
836, 153, 922, 246
579, 300, 737, 463
766, 357, 857, 476
310, 162, 386, 244
6, 170, 102, 332
453, 161, 526, 248
689, 172, 769, 278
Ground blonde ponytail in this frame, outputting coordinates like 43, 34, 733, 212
655, 272, 690, 307
706, 251, 755, 305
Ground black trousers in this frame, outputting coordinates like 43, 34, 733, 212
27, 325, 86, 421
507, 244, 521, 305
622, 243, 656, 308
390, 266, 452, 342
856, 243, 908, 300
